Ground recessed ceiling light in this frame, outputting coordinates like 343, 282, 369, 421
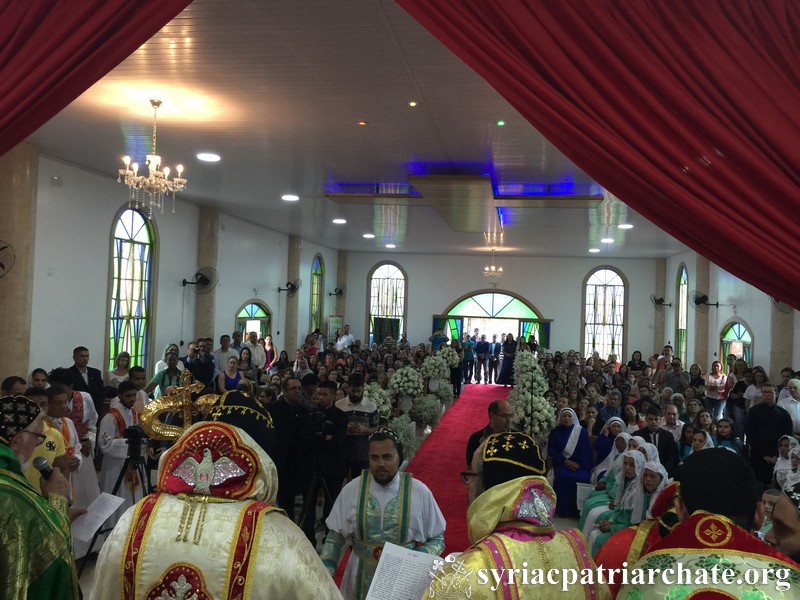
589, 248, 600, 253
196, 152, 220, 162
281, 194, 299, 202
385, 244, 396, 249
363, 233, 375, 239
357, 120, 367, 126
408, 101, 418, 107
332, 218, 347, 224
601, 238, 614, 244
618, 223, 634, 230
496, 120, 506, 126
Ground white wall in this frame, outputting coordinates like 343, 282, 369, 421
344, 253, 657, 359
30, 156, 199, 373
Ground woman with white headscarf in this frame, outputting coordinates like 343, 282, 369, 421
774, 435, 799, 489
580, 432, 631, 534
589, 450, 646, 555
639, 442, 661, 464
547, 408, 592, 517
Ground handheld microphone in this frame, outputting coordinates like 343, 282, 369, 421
33, 456, 53, 479
32, 457, 72, 506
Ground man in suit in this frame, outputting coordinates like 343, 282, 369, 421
487, 334, 501, 384
69, 345, 105, 413
633, 405, 678, 476
474, 334, 490, 384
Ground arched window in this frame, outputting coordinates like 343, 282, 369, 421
236, 302, 272, 339
675, 264, 689, 362
310, 255, 324, 333
583, 267, 627, 361
368, 262, 407, 346
721, 321, 752, 365
108, 208, 155, 370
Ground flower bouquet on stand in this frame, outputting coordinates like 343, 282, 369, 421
365, 382, 392, 418
388, 413, 415, 464
438, 346, 460, 369
409, 394, 442, 437
433, 380, 454, 409
388, 366, 424, 413
420, 354, 449, 394
508, 350, 555, 447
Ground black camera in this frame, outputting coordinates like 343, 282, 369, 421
309, 409, 332, 437
193, 347, 200, 354
123, 425, 148, 457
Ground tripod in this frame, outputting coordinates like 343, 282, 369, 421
77, 441, 151, 577
298, 468, 337, 544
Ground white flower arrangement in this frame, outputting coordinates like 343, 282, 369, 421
388, 413, 415, 460
438, 346, 460, 368
433, 380, 454, 405
409, 394, 443, 428
365, 383, 392, 418
388, 366, 424, 399
508, 349, 556, 437
420, 354, 449, 380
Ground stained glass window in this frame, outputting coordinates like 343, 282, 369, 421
108, 208, 154, 369
448, 293, 539, 319
721, 321, 752, 364
675, 265, 688, 363
583, 268, 626, 360
369, 263, 406, 346
310, 255, 324, 332
236, 302, 271, 339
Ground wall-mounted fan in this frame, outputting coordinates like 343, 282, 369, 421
650, 294, 672, 311
278, 278, 302, 298
770, 296, 793, 314
328, 287, 345, 297
181, 267, 219, 295
689, 290, 718, 313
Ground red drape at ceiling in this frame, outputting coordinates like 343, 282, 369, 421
397, 0, 800, 308
0, 0, 192, 158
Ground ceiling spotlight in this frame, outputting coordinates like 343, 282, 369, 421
496, 120, 506, 126
385, 244, 396, 249
196, 152, 220, 162
601, 238, 614, 244
408, 101, 418, 107
357, 120, 367, 126
618, 223, 634, 230
332, 218, 347, 224
363, 233, 375, 239
281, 194, 299, 202
589, 248, 600, 253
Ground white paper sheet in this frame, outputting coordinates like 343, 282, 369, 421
70, 492, 126, 542
365, 542, 440, 600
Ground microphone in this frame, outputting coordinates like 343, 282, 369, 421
33, 457, 72, 506
33, 456, 53, 479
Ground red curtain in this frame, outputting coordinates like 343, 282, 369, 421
0, 0, 192, 158
397, 0, 800, 308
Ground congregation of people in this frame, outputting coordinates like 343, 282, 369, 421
3, 329, 800, 599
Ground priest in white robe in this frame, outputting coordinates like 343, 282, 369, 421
321, 430, 446, 600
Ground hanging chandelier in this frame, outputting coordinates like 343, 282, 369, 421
117, 99, 187, 216
483, 248, 503, 287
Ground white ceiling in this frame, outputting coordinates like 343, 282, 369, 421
28, 0, 688, 259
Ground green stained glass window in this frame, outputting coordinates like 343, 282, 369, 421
108, 208, 154, 370
583, 268, 626, 360
238, 304, 268, 319
236, 302, 271, 339
449, 293, 539, 319
310, 255, 324, 332
721, 321, 752, 365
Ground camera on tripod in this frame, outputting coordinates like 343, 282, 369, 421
309, 409, 334, 438
123, 425, 148, 458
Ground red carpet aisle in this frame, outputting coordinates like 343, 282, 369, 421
406, 383, 510, 555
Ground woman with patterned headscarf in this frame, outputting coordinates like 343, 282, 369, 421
547, 407, 592, 517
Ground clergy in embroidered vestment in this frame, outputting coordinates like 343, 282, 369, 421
321, 429, 446, 600
424, 431, 611, 600
91, 391, 340, 599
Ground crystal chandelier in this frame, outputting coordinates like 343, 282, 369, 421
117, 99, 187, 216
483, 248, 503, 287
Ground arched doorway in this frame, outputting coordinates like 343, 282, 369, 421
433, 290, 551, 348
235, 300, 272, 339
